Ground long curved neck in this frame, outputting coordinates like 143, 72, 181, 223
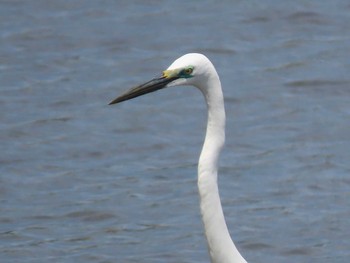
198, 75, 247, 263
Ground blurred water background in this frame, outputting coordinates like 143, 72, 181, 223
1, 1, 350, 262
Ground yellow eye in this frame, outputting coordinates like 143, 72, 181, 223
184, 67, 193, 74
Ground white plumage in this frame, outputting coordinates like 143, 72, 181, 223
110, 53, 247, 263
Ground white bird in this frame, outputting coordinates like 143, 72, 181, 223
109, 53, 247, 263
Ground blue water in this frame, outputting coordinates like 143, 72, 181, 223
1, 1, 350, 262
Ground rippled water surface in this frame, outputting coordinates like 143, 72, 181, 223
1, 1, 350, 262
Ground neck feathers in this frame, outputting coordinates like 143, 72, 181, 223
198, 74, 225, 176
197, 75, 247, 263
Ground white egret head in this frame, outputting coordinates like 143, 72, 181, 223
109, 53, 218, 105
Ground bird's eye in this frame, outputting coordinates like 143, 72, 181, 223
184, 67, 193, 75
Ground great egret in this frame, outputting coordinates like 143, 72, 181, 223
109, 53, 247, 263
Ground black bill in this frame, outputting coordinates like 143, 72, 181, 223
109, 76, 179, 105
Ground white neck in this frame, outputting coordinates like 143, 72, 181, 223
198, 75, 247, 263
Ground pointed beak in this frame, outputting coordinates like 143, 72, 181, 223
109, 72, 179, 105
